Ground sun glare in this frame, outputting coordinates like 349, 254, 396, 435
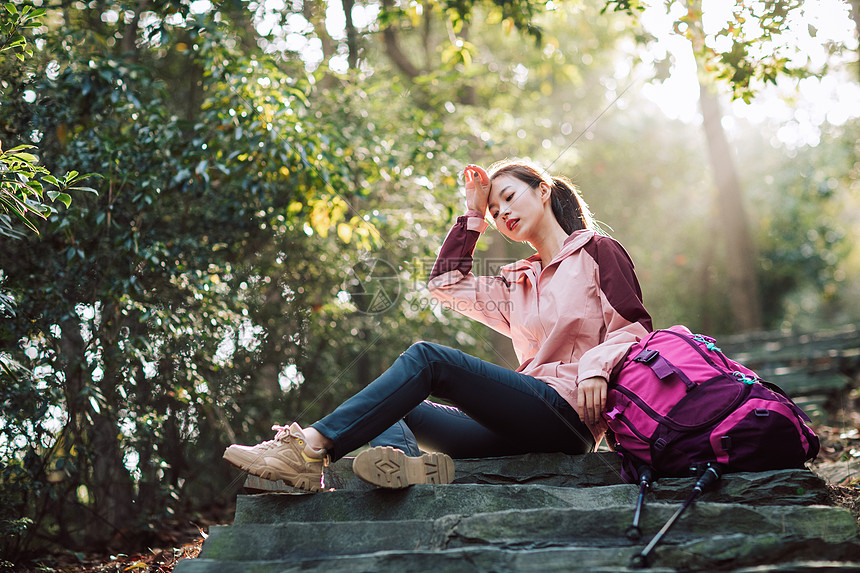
639, 0, 860, 147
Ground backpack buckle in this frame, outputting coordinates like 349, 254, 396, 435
634, 349, 660, 364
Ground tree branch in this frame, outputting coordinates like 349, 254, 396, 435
380, 0, 421, 79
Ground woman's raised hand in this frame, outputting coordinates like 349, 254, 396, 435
463, 164, 491, 216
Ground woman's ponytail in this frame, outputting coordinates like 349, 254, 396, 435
550, 176, 593, 234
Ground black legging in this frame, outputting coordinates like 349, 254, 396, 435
313, 341, 593, 461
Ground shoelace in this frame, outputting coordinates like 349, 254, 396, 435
271, 424, 293, 442
267, 424, 330, 467
251, 424, 297, 449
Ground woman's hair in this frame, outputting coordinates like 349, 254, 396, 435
487, 159, 594, 235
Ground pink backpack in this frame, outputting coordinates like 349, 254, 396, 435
604, 325, 820, 482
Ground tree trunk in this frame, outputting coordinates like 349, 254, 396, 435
88, 411, 136, 546
380, 0, 421, 79
60, 319, 135, 547
303, 0, 335, 59
341, 0, 359, 69
228, 3, 260, 53
698, 81, 763, 332
121, 0, 148, 60
303, 0, 336, 89
459, 24, 477, 106
92, 302, 136, 547
181, 29, 204, 123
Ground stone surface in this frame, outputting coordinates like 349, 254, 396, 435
652, 535, 860, 571
176, 452, 860, 573
176, 537, 860, 573
237, 470, 827, 525
198, 521, 443, 561
451, 451, 626, 487
445, 504, 858, 548
233, 483, 639, 524
175, 547, 676, 573
653, 468, 828, 505
199, 503, 857, 562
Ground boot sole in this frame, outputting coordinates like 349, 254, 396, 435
352, 446, 455, 488
222, 448, 322, 492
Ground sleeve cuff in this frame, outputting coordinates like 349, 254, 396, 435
577, 370, 609, 385
461, 212, 489, 233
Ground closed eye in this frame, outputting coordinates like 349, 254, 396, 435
493, 193, 515, 219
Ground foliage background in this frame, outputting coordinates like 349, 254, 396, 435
1, 0, 858, 566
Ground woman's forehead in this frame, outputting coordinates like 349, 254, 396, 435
489, 174, 526, 199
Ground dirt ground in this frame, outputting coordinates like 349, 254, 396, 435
811, 389, 860, 524
19, 515, 223, 573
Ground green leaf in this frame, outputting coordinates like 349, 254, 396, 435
10, 153, 38, 163
7, 203, 41, 235
4, 3, 17, 14
6, 145, 35, 153
42, 175, 60, 186
69, 186, 99, 195
55, 193, 72, 208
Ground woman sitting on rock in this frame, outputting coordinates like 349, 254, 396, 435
223, 159, 653, 491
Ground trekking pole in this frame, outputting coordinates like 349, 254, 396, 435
629, 463, 724, 569
625, 466, 654, 541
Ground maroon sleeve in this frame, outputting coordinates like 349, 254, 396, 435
429, 216, 482, 281
583, 235, 653, 332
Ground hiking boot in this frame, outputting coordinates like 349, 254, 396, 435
352, 446, 455, 489
223, 422, 327, 492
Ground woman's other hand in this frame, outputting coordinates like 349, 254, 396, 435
577, 376, 608, 429
464, 164, 491, 216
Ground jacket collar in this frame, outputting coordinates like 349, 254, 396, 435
499, 229, 596, 283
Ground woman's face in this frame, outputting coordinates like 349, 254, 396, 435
488, 173, 550, 241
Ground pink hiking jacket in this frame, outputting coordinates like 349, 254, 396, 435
428, 213, 653, 412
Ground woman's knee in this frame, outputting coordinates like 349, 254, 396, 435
398, 341, 465, 394
402, 340, 448, 365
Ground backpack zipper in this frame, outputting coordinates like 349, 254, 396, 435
659, 329, 733, 373
613, 380, 752, 432
613, 410, 654, 444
